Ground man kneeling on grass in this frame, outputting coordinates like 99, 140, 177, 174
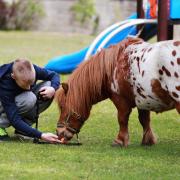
0, 59, 61, 143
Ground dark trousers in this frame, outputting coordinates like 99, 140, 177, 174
0, 81, 53, 128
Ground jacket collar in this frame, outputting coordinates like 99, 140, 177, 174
0, 62, 13, 79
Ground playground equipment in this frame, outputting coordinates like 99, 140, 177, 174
85, 18, 157, 60
45, 0, 180, 74
138, 0, 180, 41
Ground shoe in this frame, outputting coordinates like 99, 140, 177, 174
0, 128, 10, 142
14, 130, 33, 140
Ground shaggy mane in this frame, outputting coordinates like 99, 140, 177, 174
56, 37, 143, 116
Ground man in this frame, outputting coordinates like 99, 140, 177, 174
0, 59, 61, 143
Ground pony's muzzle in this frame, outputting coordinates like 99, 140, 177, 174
56, 127, 74, 142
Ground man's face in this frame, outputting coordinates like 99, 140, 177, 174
11, 73, 32, 90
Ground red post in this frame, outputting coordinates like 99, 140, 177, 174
137, 0, 144, 19
137, 0, 146, 39
157, 0, 173, 41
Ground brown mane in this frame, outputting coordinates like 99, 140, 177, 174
56, 37, 143, 117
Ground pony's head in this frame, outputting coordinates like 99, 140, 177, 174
56, 83, 85, 144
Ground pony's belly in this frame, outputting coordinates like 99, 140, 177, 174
135, 96, 175, 112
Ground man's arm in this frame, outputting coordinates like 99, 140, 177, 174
34, 65, 60, 90
0, 95, 61, 143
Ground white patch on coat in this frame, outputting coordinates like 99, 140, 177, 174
126, 40, 180, 112
111, 67, 120, 94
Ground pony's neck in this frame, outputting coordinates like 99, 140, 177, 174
66, 37, 144, 120
68, 72, 110, 120
67, 49, 114, 119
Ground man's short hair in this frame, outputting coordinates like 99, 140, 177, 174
12, 59, 35, 85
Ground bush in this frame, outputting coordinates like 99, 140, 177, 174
0, 0, 8, 29
0, 0, 45, 30
71, 0, 96, 25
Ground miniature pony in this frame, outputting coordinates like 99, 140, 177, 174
56, 37, 180, 146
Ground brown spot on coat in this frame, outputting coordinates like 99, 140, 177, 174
173, 41, 180, 46
177, 58, 180, 65
151, 79, 173, 105
136, 57, 140, 73
172, 50, 176, 56
141, 49, 146, 61
159, 69, 163, 75
172, 92, 179, 98
176, 86, 180, 91
174, 72, 179, 78
148, 95, 154, 99
142, 70, 144, 77
171, 61, 174, 66
148, 47, 152, 52
162, 66, 171, 76
140, 86, 144, 91
137, 87, 146, 99
135, 42, 143, 45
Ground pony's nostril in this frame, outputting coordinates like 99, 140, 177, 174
56, 129, 65, 140
64, 130, 73, 140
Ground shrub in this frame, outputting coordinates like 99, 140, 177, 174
0, 0, 8, 29
71, 0, 96, 25
0, 0, 45, 30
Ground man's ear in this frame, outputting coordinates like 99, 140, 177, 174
61, 83, 69, 95
11, 73, 15, 79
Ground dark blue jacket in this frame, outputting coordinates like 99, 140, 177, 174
0, 62, 60, 138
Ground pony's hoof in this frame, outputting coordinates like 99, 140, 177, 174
111, 139, 124, 147
142, 131, 157, 146
141, 139, 156, 146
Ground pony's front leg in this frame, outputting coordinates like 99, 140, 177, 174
111, 97, 132, 147
138, 109, 157, 145
175, 102, 180, 114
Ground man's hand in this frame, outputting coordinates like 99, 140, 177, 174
39, 86, 55, 99
41, 133, 61, 143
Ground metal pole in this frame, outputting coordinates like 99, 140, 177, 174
137, 0, 148, 39
157, 0, 173, 41
137, 0, 144, 19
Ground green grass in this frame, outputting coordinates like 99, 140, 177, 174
0, 31, 179, 180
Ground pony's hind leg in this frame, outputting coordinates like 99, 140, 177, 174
138, 109, 157, 146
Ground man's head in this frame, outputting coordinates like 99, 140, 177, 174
11, 59, 35, 90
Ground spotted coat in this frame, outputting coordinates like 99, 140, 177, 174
124, 40, 180, 112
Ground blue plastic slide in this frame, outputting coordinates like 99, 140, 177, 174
45, 13, 156, 74
45, 46, 89, 73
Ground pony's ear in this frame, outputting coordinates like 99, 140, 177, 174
61, 83, 69, 95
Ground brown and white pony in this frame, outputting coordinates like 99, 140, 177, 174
56, 37, 180, 146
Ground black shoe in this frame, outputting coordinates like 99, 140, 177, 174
0, 135, 10, 142
14, 130, 33, 140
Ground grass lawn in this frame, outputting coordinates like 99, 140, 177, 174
0, 31, 179, 180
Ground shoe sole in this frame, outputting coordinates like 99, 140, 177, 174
14, 134, 33, 141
